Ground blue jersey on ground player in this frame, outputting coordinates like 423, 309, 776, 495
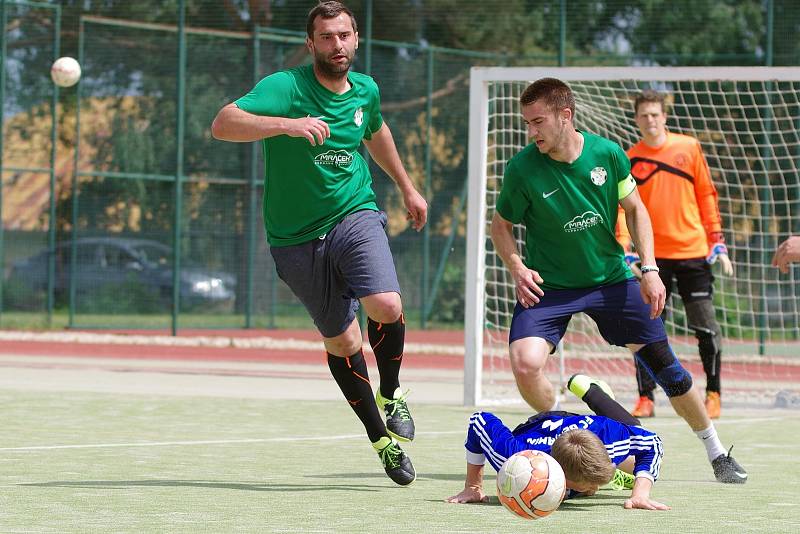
447, 375, 669, 511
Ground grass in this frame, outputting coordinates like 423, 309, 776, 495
1, 390, 798, 533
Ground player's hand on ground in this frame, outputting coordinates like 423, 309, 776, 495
623, 496, 671, 511
286, 116, 330, 145
772, 236, 800, 274
445, 486, 488, 504
513, 267, 544, 308
403, 188, 428, 231
639, 272, 665, 319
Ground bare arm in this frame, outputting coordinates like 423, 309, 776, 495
490, 212, 544, 308
445, 463, 489, 504
623, 476, 671, 511
363, 123, 427, 231
620, 189, 665, 319
210, 103, 330, 145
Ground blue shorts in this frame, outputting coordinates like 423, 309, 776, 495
509, 278, 667, 350
270, 209, 401, 338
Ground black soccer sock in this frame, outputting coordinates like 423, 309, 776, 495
582, 384, 642, 427
367, 315, 404, 399
634, 354, 657, 399
327, 351, 387, 443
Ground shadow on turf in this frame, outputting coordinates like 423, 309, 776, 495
20, 480, 384, 492
430, 493, 627, 511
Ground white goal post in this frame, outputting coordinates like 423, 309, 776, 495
465, 67, 800, 407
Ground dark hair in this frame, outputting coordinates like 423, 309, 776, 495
634, 89, 668, 114
550, 429, 615, 486
306, 1, 358, 38
519, 77, 575, 117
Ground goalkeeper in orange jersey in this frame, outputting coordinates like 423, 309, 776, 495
617, 90, 730, 419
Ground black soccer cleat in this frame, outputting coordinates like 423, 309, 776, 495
373, 437, 416, 486
712, 446, 748, 484
376, 388, 415, 442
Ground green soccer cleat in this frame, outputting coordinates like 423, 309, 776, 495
606, 469, 636, 490
566, 374, 616, 401
376, 387, 415, 442
372, 436, 416, 486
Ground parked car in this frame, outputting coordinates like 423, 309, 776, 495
7, 237, 236, 308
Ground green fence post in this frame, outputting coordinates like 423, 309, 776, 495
364, 0, 372, 75
245, 27, 260, 329
69, 17, 84, 328
171, 0, 186, 336
756, 0, 775, 354
559, 0, 567, 66
420, 46, 433, 328
46, 3, 61, 327
0, 0, 7, 323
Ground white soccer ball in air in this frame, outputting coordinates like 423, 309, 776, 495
50, 57, 81, 88
496, 450, 567, 520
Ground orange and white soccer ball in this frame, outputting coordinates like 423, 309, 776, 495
50, 57, 81, 88
496, 450, 566, 520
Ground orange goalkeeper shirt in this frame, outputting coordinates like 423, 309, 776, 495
617, 132, 722, 259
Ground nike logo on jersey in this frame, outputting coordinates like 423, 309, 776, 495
543, 188, 560, 199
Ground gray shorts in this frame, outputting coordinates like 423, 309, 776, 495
270, 209, 401, 338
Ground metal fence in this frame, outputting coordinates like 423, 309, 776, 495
1, 0, 795, 333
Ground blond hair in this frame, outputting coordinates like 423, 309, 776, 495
550, 429, 615, 485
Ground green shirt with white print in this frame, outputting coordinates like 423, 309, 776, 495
496, 131, 636, 290
235, 64, 383, 246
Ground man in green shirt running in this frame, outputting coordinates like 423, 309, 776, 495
490, 77, 747, 484
211, 1, 426, 486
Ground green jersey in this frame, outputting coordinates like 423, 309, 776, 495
496, 131, 636, 290
235, 65, 383, 246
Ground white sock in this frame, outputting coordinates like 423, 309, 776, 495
694, 425, 727, 462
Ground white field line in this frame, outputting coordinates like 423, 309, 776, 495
0, 430, 464, 452
2, 416, 794, 452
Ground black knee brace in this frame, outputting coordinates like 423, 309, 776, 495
635, 340, 693, 397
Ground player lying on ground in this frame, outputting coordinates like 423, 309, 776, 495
446, 375, 670, 510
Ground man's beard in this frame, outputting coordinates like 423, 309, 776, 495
314, 50, 353, 79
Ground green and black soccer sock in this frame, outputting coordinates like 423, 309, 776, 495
327, 350, 387, 443
367, 315, 404, 399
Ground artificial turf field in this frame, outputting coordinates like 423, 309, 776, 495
2, 388, 799, 533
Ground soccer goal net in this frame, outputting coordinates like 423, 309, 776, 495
465, 67, 800, 407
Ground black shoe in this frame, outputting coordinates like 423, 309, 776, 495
712, 446, 747, 484
373, 437, 416, 486
376, 388, 415, 442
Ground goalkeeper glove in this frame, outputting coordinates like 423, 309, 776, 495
623, 251, 642, 279
624, 252, 640, 266
707, 242, 734, 276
